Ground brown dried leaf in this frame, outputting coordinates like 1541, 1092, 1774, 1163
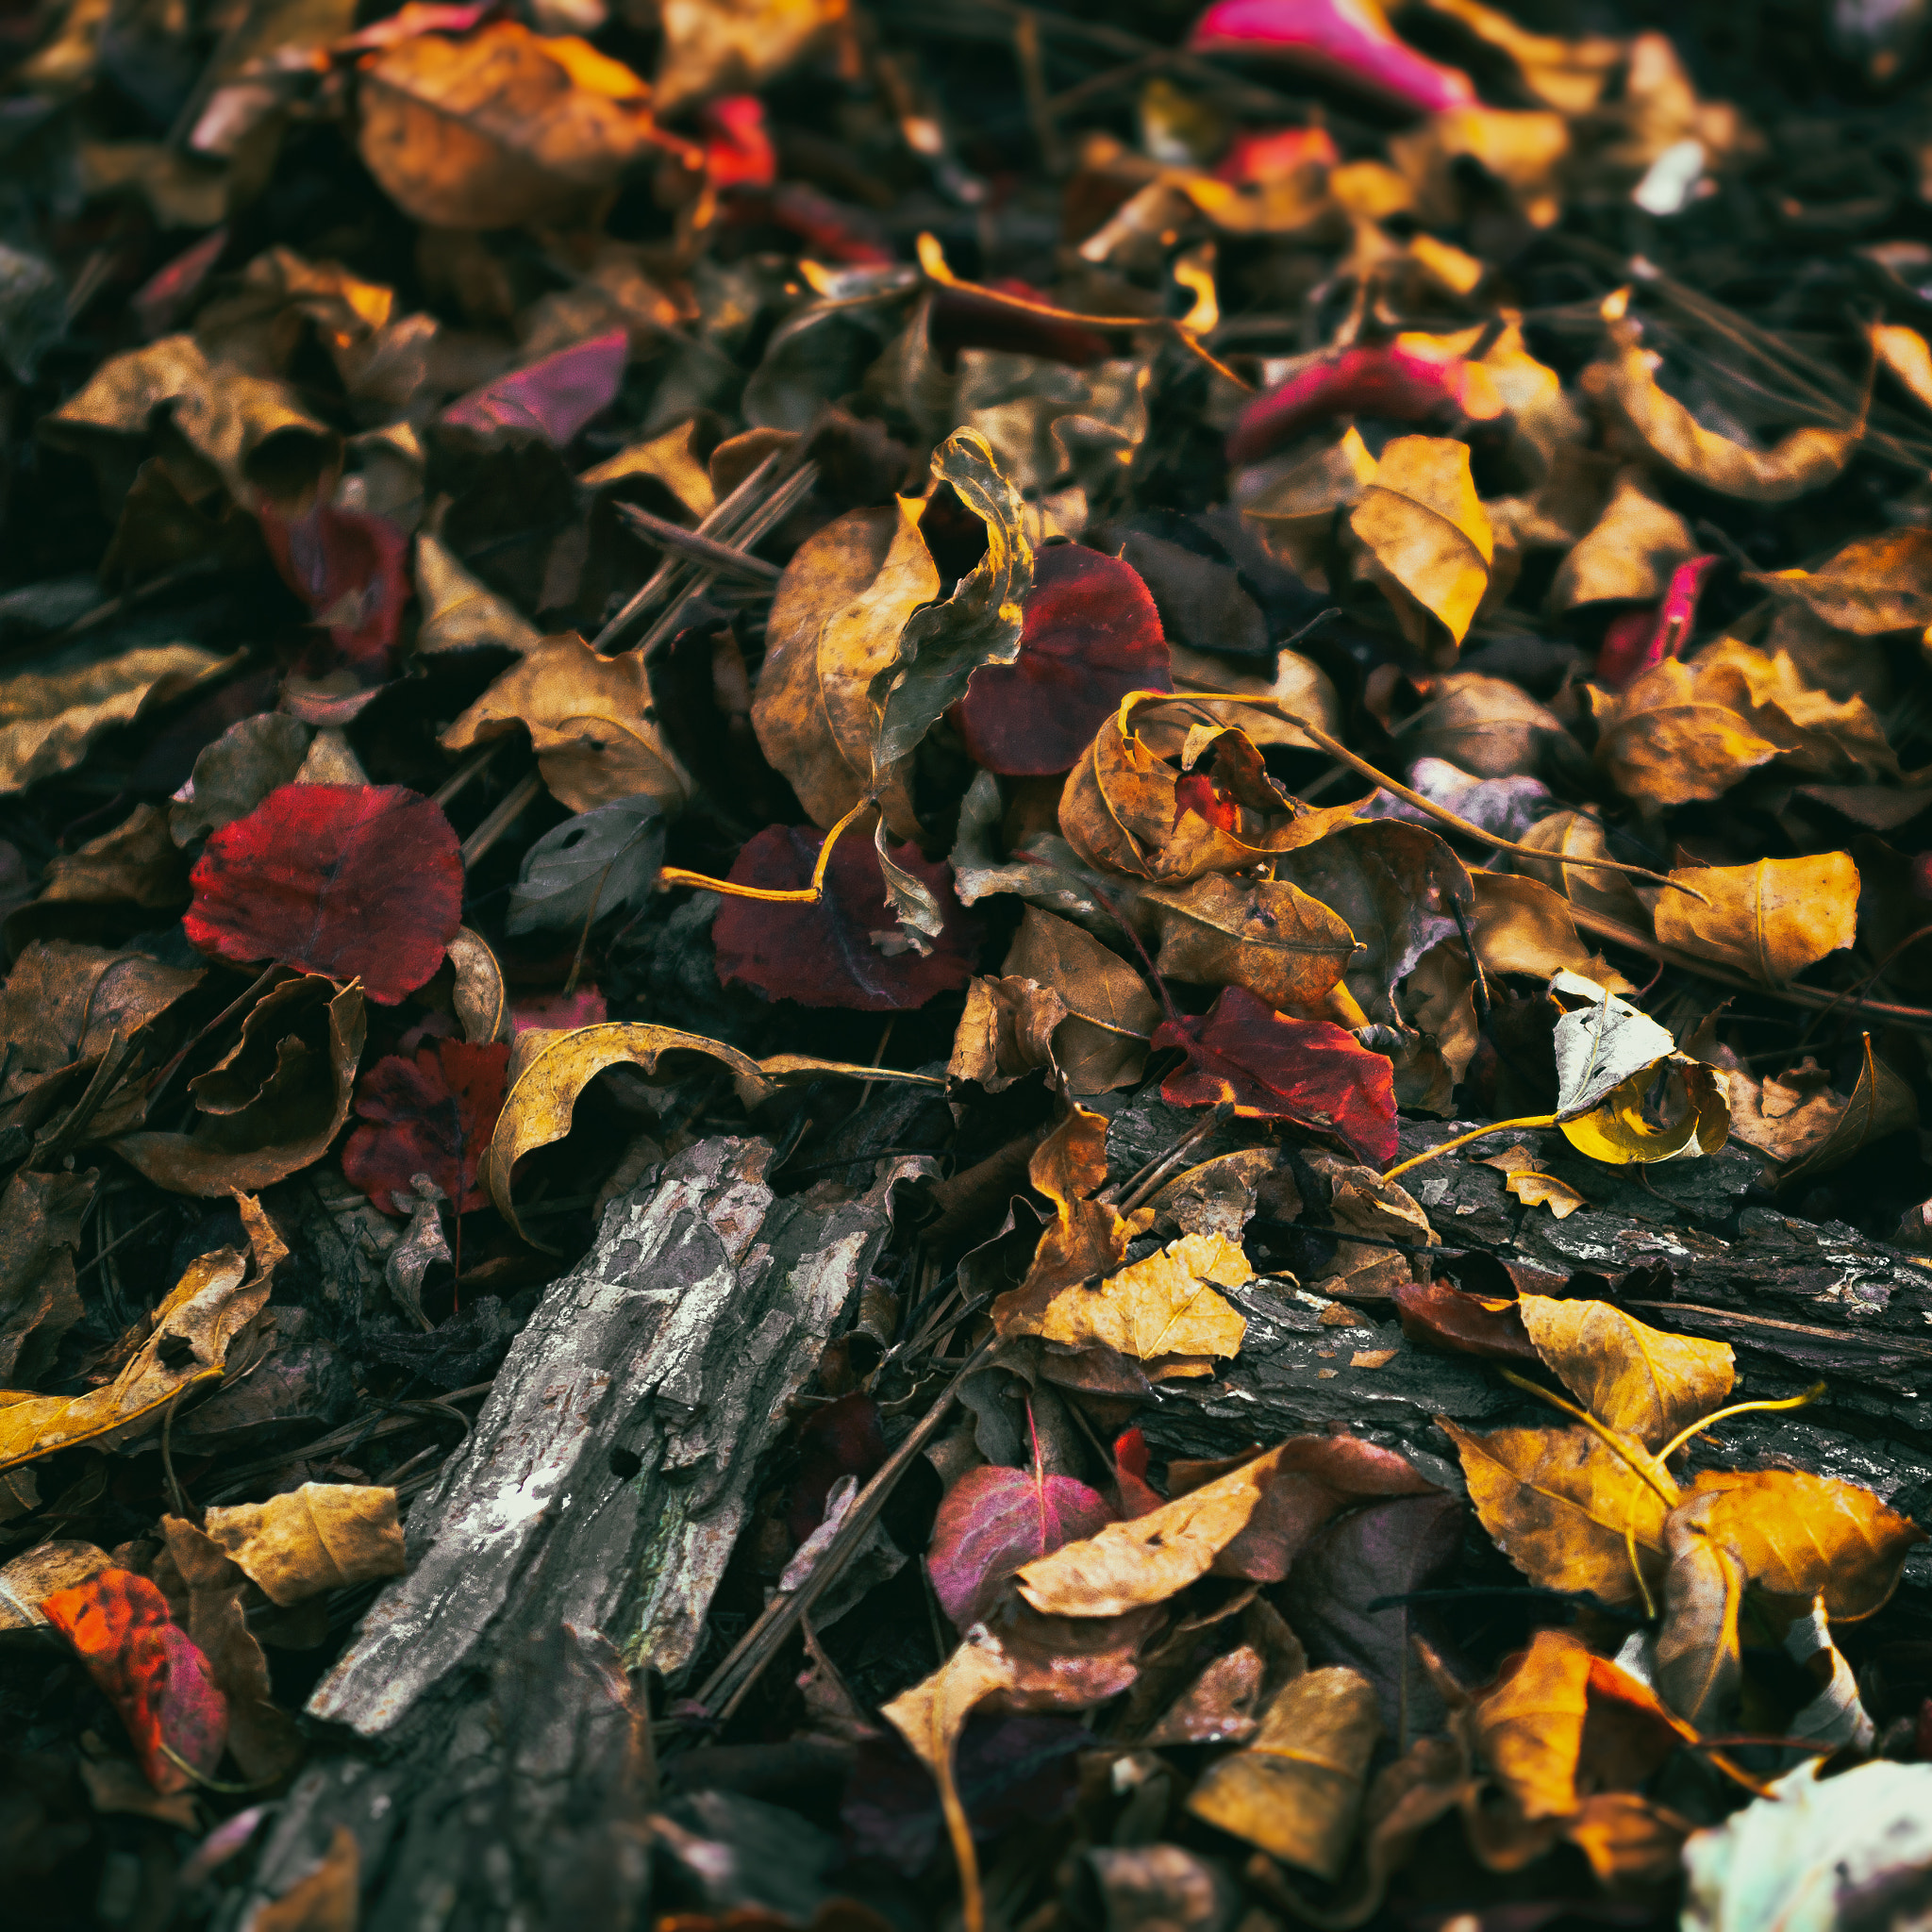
1002, 907, 1158, 1094
1745, 525, 1932, 637
1478, 1144, 1585, 1220
654, 0, 847, 113
202, 1481, 407, 1607
1549, 467, 1695, 610
1142, 872, 1357, 1020
1514, 1294, 1733, 1450
1653, 853, 1859, 984
414, 533, 542, 656
947, 974, 1067, 1093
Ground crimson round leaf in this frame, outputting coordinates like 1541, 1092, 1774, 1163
184, 784, 463, 1005
712, 824, 980, 1010
341, 1037, 512, 1215
257, 498, 409, 669
1155, 983, 1398, 1165
952, 546, 1171, 775
927, 1462, 1115, 1626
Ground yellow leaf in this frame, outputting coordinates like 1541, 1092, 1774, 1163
1441, 1419, 1671, 1608
1689, 640, 1896, 779
1478, 1146, 1585, 1220
1349, 435, 1493, 651
1588, 658, 1783, 807
1745, 525, 1932, 637
1871, 322, 1932, 419
440, 633, 691, 816
1186, 1668, 1382, 1879
1141, 872, 1357, 1019
1465, 1626, 1591, 1818
1557, 1058, 1731, 1167
202, 1482, 407, 1607
1404, 0, 1625, 111
1652, 853, 1859, 984
1549, 466, 1696, 610
413, 534, 541, 657
1513, 1295, 1733, 1450
654, 0, 848, 114
1003, 1231, 1250, 1362
1512, 809, 1648, 924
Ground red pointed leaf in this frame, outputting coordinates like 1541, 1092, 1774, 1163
1174, 768, 1244, 834
702, 93, 777, 192
341, 1037, 511, 1214
184, 784, 464, 1005
42, 1570, 227, 1794
441, 328, 629, 445
1190, 0, 1474, 115
1227, 338, 1505, 466
927, 1462, 1115, 1625
1155, 983, 1398, 1165
1214, 125, 1340, 186
953, 546, 1171, 775
257, 498, 409, 669
1595, 554, 1721, 691
1112, 1427, 1166, 1518
713, 824, 981, 1010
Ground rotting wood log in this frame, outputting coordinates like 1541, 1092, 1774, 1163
219, 1136, 926, 1932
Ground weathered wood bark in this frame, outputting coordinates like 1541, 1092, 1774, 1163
220, 1136, 923, 1932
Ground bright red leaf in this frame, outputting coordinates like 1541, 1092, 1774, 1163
1190, 0, 1475, 115
341, 1037, 511, 1214
1226, 337, 1506, 466
257, 498, 409, 669
42, 1570, 227, 1794
952, 546, 1171, 775
184, 784, 464, 1005
702, 93, 777, 192
928, 1460, 1115, 1625
441, 328, 629, 445
1112, 1427, 1165, 1518
1155, 983, 1399, 1165
712, 824, 981, 1010
1595, 554, 1721, 691
1214, 124, 1341, 186
1174, 767, 1244, 835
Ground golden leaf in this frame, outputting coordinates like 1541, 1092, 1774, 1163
440, 633, 691, 815
1141, 872, 1357, 1019
1652, 853, 1859, 984
654, 0, 848, 114
1746, 525, 1932, 638
1167, 641, 1342, 752
202, 1482, 407, 1607
1588, 658, 1783, 807
1689, 640, 1896, 779
413, 534, 541, 657
1405, 0, 1625, 111
357, 23, 660, 231
1002, 1231, 1250, 1362
1514, 1295, 1733, 1451
1478, 1145, 1585, 1220
1186, 1668, 1382, 1879
1465, 1626, 1592, 1819
1512, 810, 1648, 924
1549, 467, 1696, 610
1872, 323, 1932, 419
1018, 1443, 1288, 1617
1441, 1419, 1671, 1607
1349, 435, 1494, 652
1390, 107, 1571, 229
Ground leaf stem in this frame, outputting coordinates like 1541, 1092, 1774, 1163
658, 797, 871, 903
1497, 1367, 1680, 1506
1381, 1115, 1559, 1182
1653, 1382, 1827, 1464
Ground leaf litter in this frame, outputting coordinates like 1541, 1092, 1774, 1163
3, 0, 1932, 1926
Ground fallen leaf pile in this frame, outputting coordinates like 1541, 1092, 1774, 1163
2, 0, 1932, 1923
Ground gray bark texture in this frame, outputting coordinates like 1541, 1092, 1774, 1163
222, 1135, 923, 1932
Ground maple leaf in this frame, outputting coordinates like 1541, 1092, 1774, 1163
712, 823, 981, 1010
42, 1569, 227, 1793
1156, 984, 1398, 1166
183, 783, 464, 1005
257, 498, 410, 670
341, 1038, 511, 1214
952, 545, 1171, 776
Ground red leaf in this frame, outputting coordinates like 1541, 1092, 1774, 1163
510, 987, 608, 1035
257, 498, 409, 669
1112, 1427, 1166, 1518
1392, 1278, 1538, 1362
927, 1462, 1115, 1625
928, 279, 1114, 369
336, 0, 495, 50
132, 226, 227, 339
952, 546, 1171, 775
1155, 983, 1398, 1165
341, 1037, 511, 1214
1189, 0, 1475, 115
42, 1570, 227, 1794
1174, 768, 1244, 835
441, 329, 629, 445
1595, 554, 1721, 691
1214, 124, 1340, 186
712, 824, 981, 1011
184, 784, 464, 1005
701, 93, 776, 192
1226, 338, 1505, 466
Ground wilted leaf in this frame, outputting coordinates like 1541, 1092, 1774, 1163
0, 639, 225, 796
1593, 304, 1859, 501
441, 634, 691, 816
1515, 1294, 1733, 1451
1513, 809, 1648, 924
1393, 1278, 1537, 1361
993, 1230, 1250, 1362
1549, 466, 1696, 610
1652, 854, 1859, 984
1002, 907, 1158, 1094
1017, 1441, 1289, 1616
947, 974, 1067, 1092
1142, 872, 1357, 1020
41, 1569, 226, 1793
1185, 1667, 1381, 1879
1157, 984, 1399, 1166
258, 497, 410, 668
1441, 1418, 1670, 1608
1595, 554, 1719, 691
1464, 1626, 1591, 1819
183, 784, 462, 1005
1479, 1143, 1585, 1219
1191, 0, 1474, 115
927, 1462, 1114, 1626
441, 329, 628, 447
1349, 435, 1493, 653
1746, 525, 1932, 638
341, 1038, 510, 1214
953, 544, 1170, 775
254, 1825, 359, 1932
1776, 1036, 1919, 1189
170, 714, 314, 847
114, 976, 365, 1197
1213, 1433, 1440, 1582
1408, 0, 1625, 110
202, 1482, 408, 1606
711, 823, 979, 1010
357, 22, 662, 230
1008, 1105, 1145, 1303
506, 796, 666, 937
1655, 1490, 1746, 1729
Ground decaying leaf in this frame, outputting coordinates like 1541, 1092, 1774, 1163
1651, 854, 1859, 984
1142, 871, 1357, 1020
1002, 907, 1158, 1094
1515, 1294, 1733, 1451
201, 1482, 408, 1607
994, 1230, 1250, 1363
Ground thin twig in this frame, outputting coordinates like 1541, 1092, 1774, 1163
615, 503, 784, 584
459, 770, 543, 868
